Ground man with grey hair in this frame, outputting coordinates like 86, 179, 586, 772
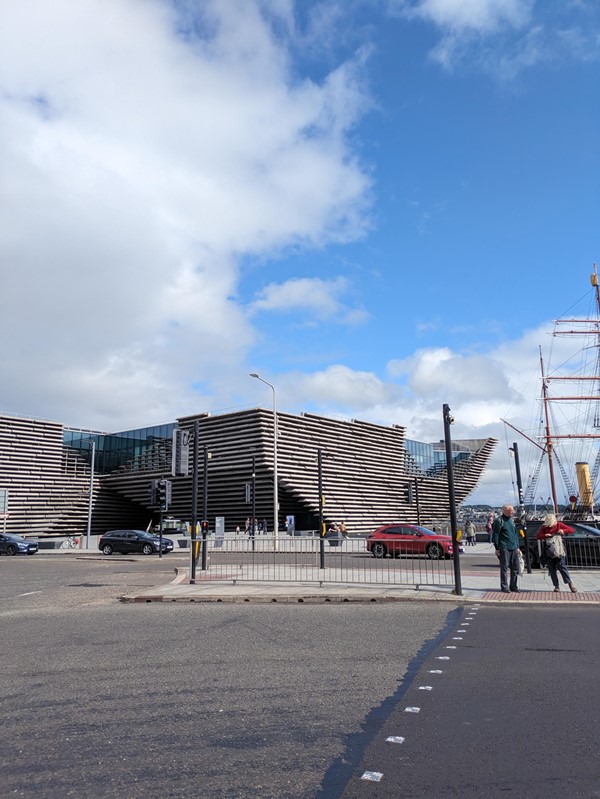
492, 504, 521, 593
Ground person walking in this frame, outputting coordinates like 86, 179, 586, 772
464, 519, 477, 546
486, 513, 495, 544
492, 504, 521, 593
536, 513, 577, 593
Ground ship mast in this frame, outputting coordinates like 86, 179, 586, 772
541, 264, 600, 514
539, 346, 559, 512
508, 265, 600, 516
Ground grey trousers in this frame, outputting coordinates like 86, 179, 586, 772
499, 548, 519, 591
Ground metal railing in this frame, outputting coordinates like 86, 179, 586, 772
191, 535, 457, 588
530, 539, 600, 570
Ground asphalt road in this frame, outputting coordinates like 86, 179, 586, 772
337, 605, 600, 799
1, 555, 451, 799
2, 556, 598, 799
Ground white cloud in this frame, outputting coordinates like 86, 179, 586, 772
390, 0, 600, 76
387, 347, 512, 404
249, 276, 369, 324
0, 0, 372, 429
282, 364, 399, 410
394, 0, 533, 34
275, 320, 584, 505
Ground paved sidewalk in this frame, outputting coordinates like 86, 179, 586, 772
43, 543, 600, 604
119, 562, 600, 605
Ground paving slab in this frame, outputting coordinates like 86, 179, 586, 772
119, 566, 600, 605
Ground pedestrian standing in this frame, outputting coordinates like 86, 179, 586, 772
464, 519, 477, 546
492, 504, 521, 593
536, 513, 577, 593
486, 513, 495, 544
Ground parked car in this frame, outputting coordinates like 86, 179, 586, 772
523, 521, 600, 569
366, 524, 460, 560
98, 530, 174, 556
0, 533, 39, 556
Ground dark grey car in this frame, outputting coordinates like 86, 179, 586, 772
524, 521, 600, 568
0, 533, 39, 556
98, 530, 174, 556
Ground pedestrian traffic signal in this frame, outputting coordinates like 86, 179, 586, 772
157, 479, 172, 511
201, 520, 209, 534
150, 479, 159, 506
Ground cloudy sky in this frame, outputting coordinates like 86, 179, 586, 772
1, 0, 599, 505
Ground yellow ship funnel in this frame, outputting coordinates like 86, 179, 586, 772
575, 462, 594, 512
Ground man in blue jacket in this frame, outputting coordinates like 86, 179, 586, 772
492, 504, 520, 593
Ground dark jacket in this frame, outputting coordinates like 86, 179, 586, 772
492, 515, 519, 551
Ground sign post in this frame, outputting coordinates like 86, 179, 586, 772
0, 489, 8, 535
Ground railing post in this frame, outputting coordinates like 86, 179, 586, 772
318, 449, 325, 569
511, 441, 532, 574
443, 404, 462, 596
190, 419, 199, 584
201, 446, 209, 571
251, 454, 256, 552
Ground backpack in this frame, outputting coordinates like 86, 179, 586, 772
544, 535, 564, 560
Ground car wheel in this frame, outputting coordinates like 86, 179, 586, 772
102, 544, 113, 555
427, 543, 443, 560
6, 544, 17, 556
371, 542, 387, 558
142, 543, 154, 555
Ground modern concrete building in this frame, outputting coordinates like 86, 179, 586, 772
0, 409, 496, 537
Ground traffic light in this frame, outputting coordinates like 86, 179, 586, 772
157, 479, 172, 511
201, 520, 209, 534
150, 479, 159, 506
157, 481, 166, 510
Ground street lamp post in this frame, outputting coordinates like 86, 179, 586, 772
83, 439, 95, 550
250, 373, 278, 550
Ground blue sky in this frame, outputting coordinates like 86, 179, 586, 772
0, 0, 598, 504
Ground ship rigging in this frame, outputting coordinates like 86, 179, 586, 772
505, 264, 600, 520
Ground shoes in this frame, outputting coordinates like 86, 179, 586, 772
553, 587, 560, 593
569, 583, 578, 593
501, 588, 511, 593
510, 588, 520, 593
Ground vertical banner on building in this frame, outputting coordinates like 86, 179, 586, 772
0, 488, 8, 534
172, 429, 190, 476
286, 515, 295, 536
215, 516, 225, 548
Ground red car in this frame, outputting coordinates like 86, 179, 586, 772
366, 524, 458, 560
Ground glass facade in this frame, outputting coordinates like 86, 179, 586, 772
64, 423, 176, 474
405, 438, 470, 476
64, 424, 469, 477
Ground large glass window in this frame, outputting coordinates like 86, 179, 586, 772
405, 438, 471, 476
64, 423, 176, 474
